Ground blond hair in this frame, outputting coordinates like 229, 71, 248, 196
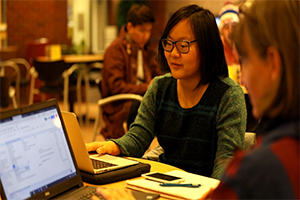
233, 0, 299, 120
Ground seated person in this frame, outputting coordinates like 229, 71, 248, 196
92, 1, 299, 199
87, 4, 246, 180
100, 4, 161, 139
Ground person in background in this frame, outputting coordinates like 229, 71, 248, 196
100, 4, 161, 139
91, 0, 299, 199
88, 4, 246, 180
116, 1, 145, 33
218, 1, 259, 132
218, 1, 240, 66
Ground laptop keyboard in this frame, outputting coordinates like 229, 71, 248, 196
77, 187, 105, 200
91, 159, 117, 169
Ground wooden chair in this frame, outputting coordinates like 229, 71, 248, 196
92, 93, 143, 142
29, 59, 67, 104
0, 60, 20, 108
7, 58, 31, 104
29, 59, 79, 115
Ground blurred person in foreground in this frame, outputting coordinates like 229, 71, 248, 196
92, 0, 299, 199
88, 4, 246, 181
100, 4, 161, 139
211, 0, 299, 198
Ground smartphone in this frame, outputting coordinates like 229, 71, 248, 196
142, 172, 185, 183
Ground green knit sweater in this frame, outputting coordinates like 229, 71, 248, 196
112, 73, 246, 180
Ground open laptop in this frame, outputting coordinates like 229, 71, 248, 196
0, 99, 104, 200
61, 111, 138, 174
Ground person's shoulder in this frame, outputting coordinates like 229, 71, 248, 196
235, 141, 298, 194
149, 73, 174, 91
153, 73, 174, 84
218, 76, 244, 95
238, 140, 289, 175
224, 146, 273, 180
103, 37, 130, 62
105, 36, 127, 52
155, 73, 172, 79
219, 76, 239, 87
220, 140, 298, 199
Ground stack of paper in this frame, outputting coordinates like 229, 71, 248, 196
126, 170, 220, 200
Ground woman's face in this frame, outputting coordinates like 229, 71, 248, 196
240, 32, 275, 119
164, 19, 201, 82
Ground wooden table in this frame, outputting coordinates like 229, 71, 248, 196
84, 158, 184, 200
63, 54, 103, 64
35, 54, 104, 63
35, 54, 104, 124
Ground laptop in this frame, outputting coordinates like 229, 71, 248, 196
0, 99, 104, 200
61, 111, 138, 174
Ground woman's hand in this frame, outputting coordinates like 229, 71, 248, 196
91, 188, 135, 200
85, 141, 121, 155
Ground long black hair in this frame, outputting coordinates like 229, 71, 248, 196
158, 4, 228, 86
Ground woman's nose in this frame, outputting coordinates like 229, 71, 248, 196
170, 45, 180, 57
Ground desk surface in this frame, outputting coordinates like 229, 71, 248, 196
0, 158, 183, 200
84, 158, 184, 200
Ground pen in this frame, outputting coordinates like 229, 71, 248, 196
159, 183, 201, 188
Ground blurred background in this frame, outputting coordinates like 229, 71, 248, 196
0, 0, 244, 58
0, 0, 247, 142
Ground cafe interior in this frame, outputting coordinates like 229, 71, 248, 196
0, 0, 251, 144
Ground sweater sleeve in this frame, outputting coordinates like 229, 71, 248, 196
110, 75, 160, 157
211, 82, 246, 179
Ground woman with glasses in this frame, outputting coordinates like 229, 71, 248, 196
86, 4, 246, 180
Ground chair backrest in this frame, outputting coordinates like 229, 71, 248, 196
0, 76, 13, 108
0, 60, 21, 105
8, 58, 31, 81
33, 59, 67, 85
92, 93, 143, 141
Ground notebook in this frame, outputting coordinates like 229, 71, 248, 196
0, 99, 103, 200
126, 170, 220, 200
61, 111, 138, 174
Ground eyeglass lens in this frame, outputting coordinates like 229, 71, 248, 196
162, 40, 190, 53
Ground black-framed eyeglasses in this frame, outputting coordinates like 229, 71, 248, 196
161, 39, 197, 54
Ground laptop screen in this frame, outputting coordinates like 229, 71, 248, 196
0, 103, 78, 200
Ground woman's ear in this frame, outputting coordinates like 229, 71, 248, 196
266, 46, 282, 82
